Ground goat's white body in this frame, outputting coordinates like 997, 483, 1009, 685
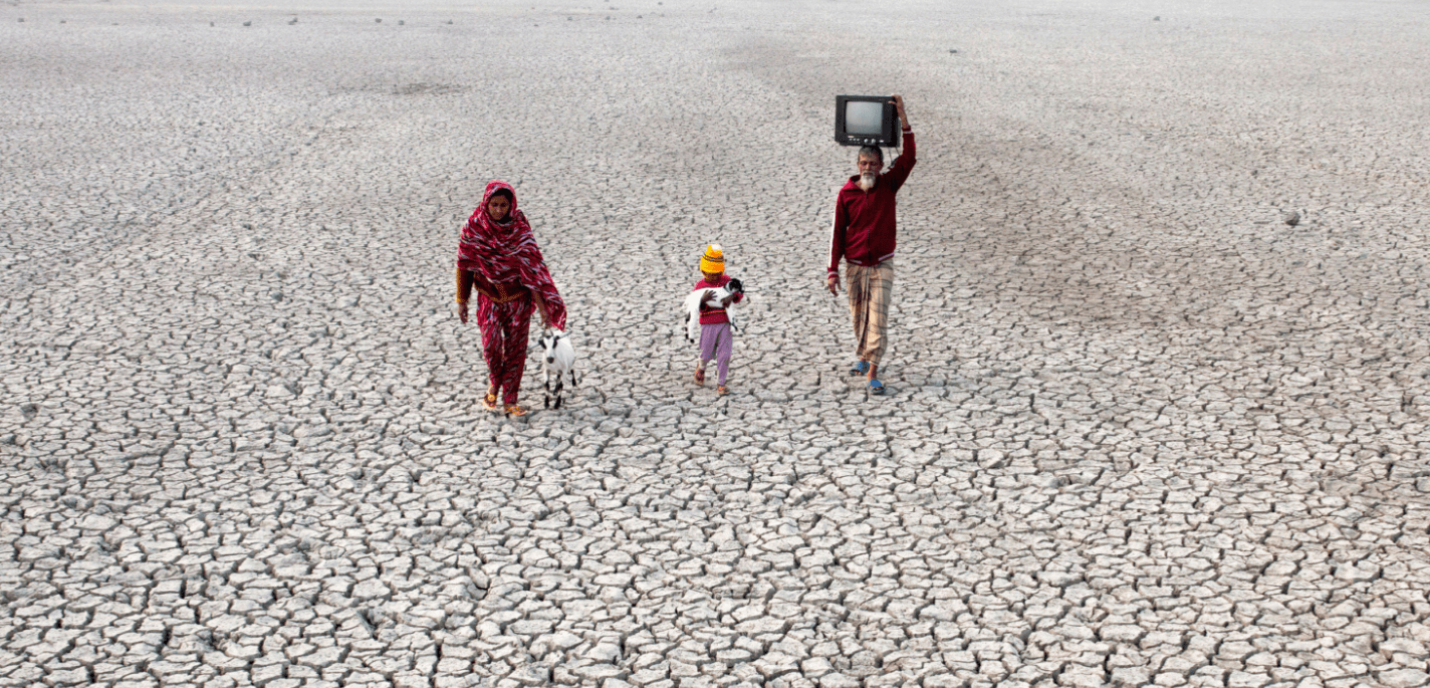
540, 329, 579, 409
683, 286, 742, 342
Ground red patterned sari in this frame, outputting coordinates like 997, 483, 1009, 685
456, 181, 566, 405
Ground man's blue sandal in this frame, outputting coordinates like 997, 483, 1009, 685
868, 379, 885, 395
849, 361, 870, 376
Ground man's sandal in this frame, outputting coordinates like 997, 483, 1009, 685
868, 379, 885, 395
849, 361, 870, 376
481, 391, 499, 412
504, 404, 529, 417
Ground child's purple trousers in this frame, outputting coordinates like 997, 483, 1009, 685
699, 323, 733, 385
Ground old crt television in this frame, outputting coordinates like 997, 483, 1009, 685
835, 95, 899, 147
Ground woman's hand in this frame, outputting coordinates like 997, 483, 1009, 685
457, 302, 469, 324
532, 291, 551, 329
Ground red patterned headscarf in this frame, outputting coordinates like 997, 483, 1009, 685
457, 181, 567, 330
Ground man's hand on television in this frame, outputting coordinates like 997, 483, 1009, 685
827, 275, 840, 296
893, 95, 908, 129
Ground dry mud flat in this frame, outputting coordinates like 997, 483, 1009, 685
4, 1, 1430, 687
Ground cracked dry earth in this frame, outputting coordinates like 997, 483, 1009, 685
4, 1, 1430, 687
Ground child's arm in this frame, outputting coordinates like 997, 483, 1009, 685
694, 281, 716, 310
719, 280, 742, 307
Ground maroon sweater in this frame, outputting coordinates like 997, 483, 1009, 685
827, 129, 916, 278
694, 274, 744, 325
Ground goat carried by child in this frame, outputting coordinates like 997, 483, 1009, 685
683, 277, 743, 343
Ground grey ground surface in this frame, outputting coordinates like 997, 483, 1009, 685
5, 1, 1430, 686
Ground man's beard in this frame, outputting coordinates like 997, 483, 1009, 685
858, 172, 877, 191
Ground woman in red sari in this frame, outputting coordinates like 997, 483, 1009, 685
456, 181, 567, 416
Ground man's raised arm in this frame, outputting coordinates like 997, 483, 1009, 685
888, 95, 916, 191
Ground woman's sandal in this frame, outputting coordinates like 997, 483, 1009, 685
504, 404, 529, 417
868, 379, 885, 395
694, 366, 706, 386
481, 390, 499, 412
849, 360, 870, 376
717, 385, 729, 396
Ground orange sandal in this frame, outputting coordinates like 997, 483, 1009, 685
504, 404, 529, 417
481, 389, 499, 412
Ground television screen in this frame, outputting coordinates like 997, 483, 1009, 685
844, 101, 885, 136
835, 95, 899, 147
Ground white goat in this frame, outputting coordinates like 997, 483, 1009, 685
682, 278, 744, 342
539, 328, 578, 409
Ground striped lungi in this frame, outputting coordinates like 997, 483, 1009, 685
847, 258, 894, 365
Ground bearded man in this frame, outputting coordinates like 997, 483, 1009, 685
826, 94, 915, 395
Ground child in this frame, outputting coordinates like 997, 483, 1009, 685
692, 244, 743, 395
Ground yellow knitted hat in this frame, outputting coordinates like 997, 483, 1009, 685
700, 244, 725, 275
